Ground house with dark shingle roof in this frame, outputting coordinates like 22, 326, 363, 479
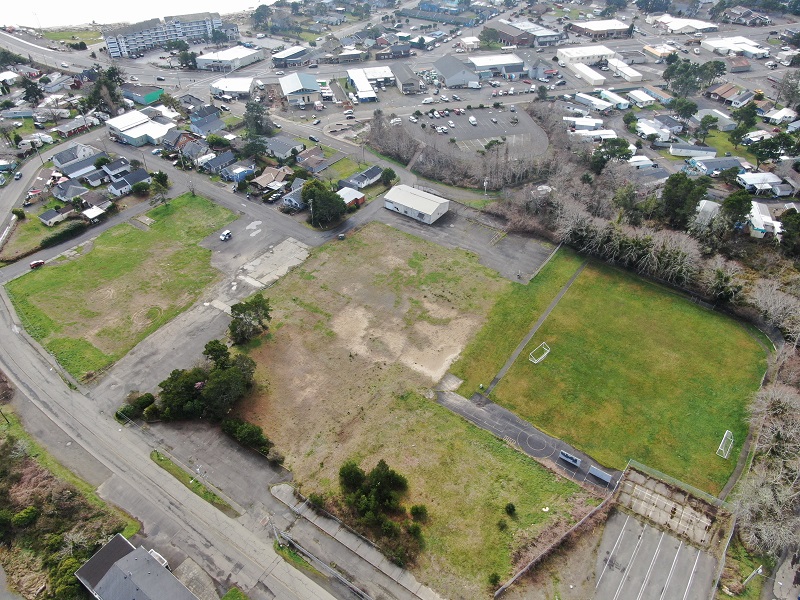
52, 143, 98, 170
76, 534, 198, 600
190, 105, 220, 122
203, 150, 236, 174
265, 136, 304, 160
108, 168, 152, 197
339, 165, 383, 189
53, 180, 89, 203
62, 152, 109, 179
190, 114, 226, 136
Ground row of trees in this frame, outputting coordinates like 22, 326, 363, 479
663, 59, 726, 98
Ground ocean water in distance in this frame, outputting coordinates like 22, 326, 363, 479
5, 0, 262, 29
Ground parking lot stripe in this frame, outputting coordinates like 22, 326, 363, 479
680, 549, 702, 600
636, 531, 664, 600
659, 540, 683, 600
596, 514, 630, 589
613, 524, 647, 600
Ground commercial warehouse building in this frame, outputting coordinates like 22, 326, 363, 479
384, 185, 449, 224
607, 58, 642, 82
556, 45, 616, 65
105, 110, 176, 147
648, 14, 718, 34
467, 54, 527, 79
599, 89, 630, 109
568, 19, 630, 39
103, 12, 228, 58
701, 36, 770, 59
210, 77, 256, 98
196, 46, 264, 71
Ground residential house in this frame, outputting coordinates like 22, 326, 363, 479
203, 150, 236, 174
705, 82, 742, 103
221, 160, 256, 182
654, 114, 683, 134
722, 6, 771, 26
747, 201, 782, 238
102, 157, 131, 181
180, 139, 211, 165
190, 114, 226, 136
282, 177, 308, 211
737, 172, 782, 193
179, 94, 206, 111
162, 129, 197, 151
765, 107, 798, 124
12, 64, 41, 78
251, 166, 294, 191
54, 116, 99, 138
669, 143, 716, 158
433, 55, 478, 88
53, 180, 88, 203
190, 105, 221, 122
63, 152, 109, 179
52, 143, 99, 170
690, 108, 736, 132
295, 146, 328, 173
83, 169, 108, 187
108, 168, 152, 197
76, 534, 198, 600
392, 63, 421, 94
788, 120, 800, 133
339, 165, 383, 189
81, 190, 113, 211
640, 85, 675, 106
41, 74, 75, 93
729, 90, 755, 108
695, 200, 721, 226
38, 207, 72, 227
337, 186, 365, 207
772, 183, 794, 197
691, 156, 745, 175
265, 136, 304, 160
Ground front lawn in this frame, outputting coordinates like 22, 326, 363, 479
703, 130, 758, 165
6, 194, 234, 379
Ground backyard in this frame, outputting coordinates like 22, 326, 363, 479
478, 256, 765, 494
5, 194, 234, 379
239, 223, 595, 597
0, 199, 70, 261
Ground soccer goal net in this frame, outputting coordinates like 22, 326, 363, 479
717, 430, 734, 459
529, 342, 550, 364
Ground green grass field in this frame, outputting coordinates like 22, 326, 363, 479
6, 194, 234, 379
0, 200, 68, 261
488, 259, 765, 494
703, 130, 758, 165
43, 30, 103, 44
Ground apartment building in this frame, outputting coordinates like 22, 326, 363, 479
104, 12, 225, 58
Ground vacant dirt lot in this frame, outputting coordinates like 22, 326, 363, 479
241, 223, 593, 596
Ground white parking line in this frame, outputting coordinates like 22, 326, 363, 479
681, 549, 702, 600
613, 524, 647, 600
596, 514, 630, 589
636, 531, 664, 600
659, 541, 683, 600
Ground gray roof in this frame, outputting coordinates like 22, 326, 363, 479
104, 157, 130, 172
190, 105, 220, 121
434, 55, 473, 79
52, 145, 82, 166
671, 143, 715, 152
124, 168, 151, 186
204, 150, 236, 171
266, 136, 302, 156
181, 140, 209, 159
93, 546, 198, 600
104, 17, 162, 37
164, 11, 220, 22
654, 115, 682, 129
162, 129, 183, 147
192, 115, 226, 135
696, 157, 743, 171
392, 63, 418, 84
180, 94, 205, 107
75, 534, 136, 590
38, 209, 61, 222
63, 152, 108, 178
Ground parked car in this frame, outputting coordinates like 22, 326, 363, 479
312, 118, 321, 125
448, 120, 455, 127
220, 230, 232, 241
130, 75, 139, 81
275, 70, 285, 75
151, 148, 162, 155
309, 135, 320, 142
29, 260, 45, 269
219, 105, 230, 111
156, 76, 166, 81
14, 172, 22, 180
60, 62, 69, 68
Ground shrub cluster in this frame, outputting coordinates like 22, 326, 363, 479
221, 418, 273, 454
41, 221, 88, 249
338, 459, 425, 567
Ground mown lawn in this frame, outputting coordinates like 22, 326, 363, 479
5, 194, 234, 379
451, 247, 585, 397
320, 156, 361, 181
703, 130, 758, 165
43, 29, 103, 43
491, 261, 765, 494
0, 200, 69, 261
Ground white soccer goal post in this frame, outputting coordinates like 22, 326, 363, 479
529, 342, 551, 364
717, 430, 734, 459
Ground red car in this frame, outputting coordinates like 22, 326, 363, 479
29, 260, 45, 269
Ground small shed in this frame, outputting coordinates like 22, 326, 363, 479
337, 186, 365, 207
383, 184, 449, 224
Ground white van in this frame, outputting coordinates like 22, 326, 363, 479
256, 80, 265, 90
422, 97, 434, 104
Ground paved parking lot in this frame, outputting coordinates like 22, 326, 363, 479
409, 105, 549, 156
594, 511, 716, 600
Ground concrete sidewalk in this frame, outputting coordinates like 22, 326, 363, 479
271, 484, 443, 600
